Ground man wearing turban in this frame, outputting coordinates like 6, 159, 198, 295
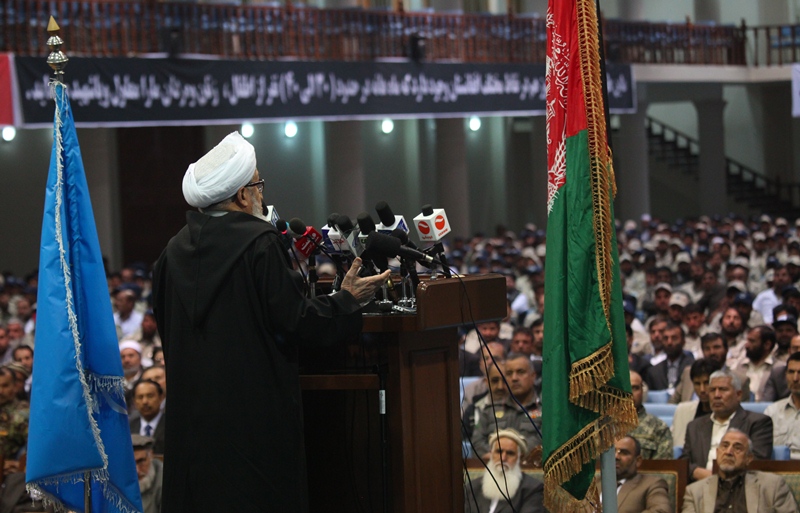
153, 132, 389, 512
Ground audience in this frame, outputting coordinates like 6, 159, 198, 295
133, 434, 163, 513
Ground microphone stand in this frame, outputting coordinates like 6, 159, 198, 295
428, 242, 452, 278
307, 251, 318, 298
397, 257, 419, 309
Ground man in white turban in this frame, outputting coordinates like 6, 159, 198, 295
153, 132, 389, 513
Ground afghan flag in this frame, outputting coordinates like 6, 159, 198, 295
26, 24, 143, 512
541, 0, 637, 511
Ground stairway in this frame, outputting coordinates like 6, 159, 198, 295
644, 116, 800, 216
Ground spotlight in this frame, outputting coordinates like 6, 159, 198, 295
381, 119, 394, 134
241, 122, 254, 138
284, 121, 298, 138
469, 116, 481, 132
1, 127, 16, 142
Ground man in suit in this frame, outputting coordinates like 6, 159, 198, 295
464, 428, 544, 513
615, 436, 671, 513
680, 369, 773, 482
761, 333, 800, 402
682, 429, 797, 512
645, 322, 694, 392
129, 379, 166, 454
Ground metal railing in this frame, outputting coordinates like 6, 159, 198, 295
646, 117, 800, 212
0, 0, 548, 62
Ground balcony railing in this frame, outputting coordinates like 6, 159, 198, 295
1, 1, 796, 67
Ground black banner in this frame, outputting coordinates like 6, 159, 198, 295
15, 56, 634, 126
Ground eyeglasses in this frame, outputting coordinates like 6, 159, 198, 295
244, 179, 264, 193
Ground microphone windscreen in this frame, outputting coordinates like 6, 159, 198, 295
375, 201, 395, 226
336, 215, 355, 233
390, 228, 409, 244
365, 231, 402, 258
357, 212, 376, 235
421, 204, 434, 216
289, 218, 306, 235
327, 213, 340, 228
275, 219, 288, 233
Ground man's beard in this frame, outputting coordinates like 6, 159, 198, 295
481, 459, 523, 501
139, 462, 156, 493
745, 346, 765, 362
124, 365, 141, 378
249, 193, 269, 222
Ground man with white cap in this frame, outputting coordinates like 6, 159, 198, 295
120, 339, 145, 391
464, 428, 544, 513
152, 132, 389, 512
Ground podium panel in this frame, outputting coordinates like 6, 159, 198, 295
301, 274, 506, 513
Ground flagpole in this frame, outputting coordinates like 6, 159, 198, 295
594, 2, 625, 511
46, 17, 96, 513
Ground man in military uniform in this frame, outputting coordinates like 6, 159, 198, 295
0, 367, 29, 463
628, 370, 673, 459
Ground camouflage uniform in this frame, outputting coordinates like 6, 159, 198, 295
0, 399, 29, 460
470, 395, 542, 457
629, 406, 673, 460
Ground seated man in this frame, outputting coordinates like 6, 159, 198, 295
461, 342, 506, 411
672, 358, 722, 448
463, 360, 507, 442
133, 434, 163, 513
464, 429, 544, 513
670, 333, 750, 404
761, 333, 800, 402
628, 371, 673, 459
129, 379, 166, 454
764, 351, 800, 460
644, 322, 694, 393
471, 353, 541, 461
682, 429, 798, 513
0, 367, 28, 465
614, 436, 671, 513
680, 369, 773, 482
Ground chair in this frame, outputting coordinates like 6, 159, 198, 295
646, 390, 670, 404
774, 445, 791, 461
741, 402, 769, 415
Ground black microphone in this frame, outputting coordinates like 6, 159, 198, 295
274, 219, 294, 250
390, 228, 420, 251
357, 212, 389, 273
366, 232, 440, 266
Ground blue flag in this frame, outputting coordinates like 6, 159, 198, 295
26, 82, 142, 513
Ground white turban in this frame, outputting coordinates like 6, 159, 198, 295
182, 132, 257, 208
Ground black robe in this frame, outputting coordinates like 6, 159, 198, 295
153, 211, 362, 512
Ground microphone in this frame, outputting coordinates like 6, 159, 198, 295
413, 204, 451, 242
263, 202, 280, 227
288, 217, 323, 260
366, 232, 441, 266
357, 212, 389, 273
335, 215, 364, 258
390, 228, 421, 251
321, 213, 348, 255
375, 201, 409, 235
274, 219, 295, 250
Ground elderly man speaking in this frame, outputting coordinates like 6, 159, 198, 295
153, 132, 389, 512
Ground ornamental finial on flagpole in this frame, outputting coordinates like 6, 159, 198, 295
46, 16, 68, 81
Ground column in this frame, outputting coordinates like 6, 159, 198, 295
694, 0, 720, 22
79, 128, 123, 269
694, 98, 727, 215
617, 0, 644, 20
614, 99, 651, 222
435, 118, 470, 237
506, 117, 547, 231
325, 121, 365, 218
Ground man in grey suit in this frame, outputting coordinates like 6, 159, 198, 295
682, 429, 797, 512
679, 369, 773, 482
615, 436, 671, 513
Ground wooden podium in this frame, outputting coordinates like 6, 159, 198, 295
300, 274, 506, 513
